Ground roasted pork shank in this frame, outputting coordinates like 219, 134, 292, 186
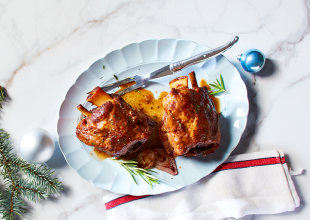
76, 87, 157, 158
159, 72, 221, 157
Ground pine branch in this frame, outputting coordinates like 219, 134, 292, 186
0, 86, 5, 108
0, 189, 25, 220
0, 86, 62, 219
16, 179, 47, 201
9, 158, 62, 195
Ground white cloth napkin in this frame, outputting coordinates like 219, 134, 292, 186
103, 150, 300, 220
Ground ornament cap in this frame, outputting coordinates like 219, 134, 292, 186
236, 54, 242, 61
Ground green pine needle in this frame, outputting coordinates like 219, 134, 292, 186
0, 86, 5, 109
0, 86, 62, 220
209, 74, 227, 96
0, 190, 26, 220
112, 159, 160, 188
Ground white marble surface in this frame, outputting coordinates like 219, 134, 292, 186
0, 0, 309, 219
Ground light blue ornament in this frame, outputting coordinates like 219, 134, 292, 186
237, 49, 265, 73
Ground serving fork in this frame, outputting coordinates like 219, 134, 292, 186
101, 36, 239, 95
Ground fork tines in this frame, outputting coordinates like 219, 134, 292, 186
100, 75, 137, 91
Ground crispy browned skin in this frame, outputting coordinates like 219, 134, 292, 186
159, 72, 221, 157
76, 93, 157, 158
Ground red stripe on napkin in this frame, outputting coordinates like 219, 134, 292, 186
213, 156, 285, 172
105, 156, 285, 210
105, 195, 150, 210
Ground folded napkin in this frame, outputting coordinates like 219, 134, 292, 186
103, 150, 300, 220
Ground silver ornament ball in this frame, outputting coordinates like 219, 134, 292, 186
19, 128, 55, 164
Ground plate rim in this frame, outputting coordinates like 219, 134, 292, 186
57, 38, 249, 195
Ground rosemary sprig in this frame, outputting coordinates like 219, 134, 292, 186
209, 74, 227, 95
112, 159, 160, 188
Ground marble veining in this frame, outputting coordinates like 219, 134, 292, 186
0, 0, 309, 219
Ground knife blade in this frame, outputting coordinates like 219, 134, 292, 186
101, 36, 239, 95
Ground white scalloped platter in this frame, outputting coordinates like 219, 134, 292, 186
57, 39, 249, 195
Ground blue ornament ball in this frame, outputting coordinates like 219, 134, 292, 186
239, 49, 265, 73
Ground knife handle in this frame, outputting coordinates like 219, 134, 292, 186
170, 36, 239, 73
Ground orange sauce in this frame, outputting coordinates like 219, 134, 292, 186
120, 88, 168, 160
199, 79, 220, 113
91, 148, 111, 160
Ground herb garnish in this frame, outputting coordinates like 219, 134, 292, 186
103, 65, 105, 69
209, 74, 227, 95
113, 75, 118, 80
195, 105, 200, 112
112, 159, 160, 187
